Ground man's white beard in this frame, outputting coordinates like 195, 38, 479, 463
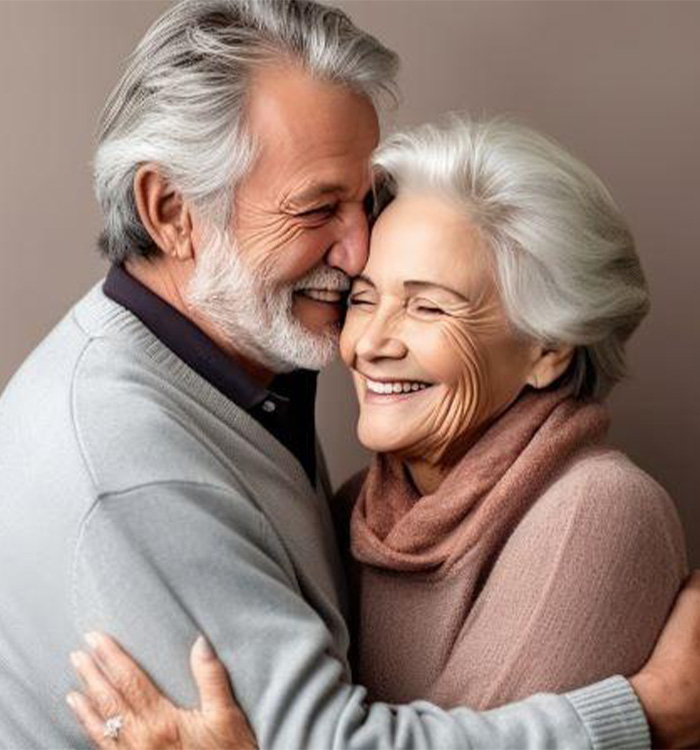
186, 228, 350, 373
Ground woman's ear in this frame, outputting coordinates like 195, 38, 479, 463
133, 164, 194, 261
527, 345, 575, 389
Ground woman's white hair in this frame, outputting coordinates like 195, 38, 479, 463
94, 0, 398, 263
372, 116, 650, 399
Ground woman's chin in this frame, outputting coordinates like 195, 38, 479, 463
357, 421, 412, 455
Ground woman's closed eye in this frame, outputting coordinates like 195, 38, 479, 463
348, 293, 376, 308
409, 299, 446, 317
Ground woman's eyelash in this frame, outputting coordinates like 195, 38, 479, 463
347, 297, 443, 312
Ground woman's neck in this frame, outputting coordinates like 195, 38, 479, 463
405, 460, 448, 496
403, 420, 494, 496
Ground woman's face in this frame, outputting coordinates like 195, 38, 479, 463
340, 192, 541, 466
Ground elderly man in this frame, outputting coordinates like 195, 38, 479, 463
0, 1, 698, 748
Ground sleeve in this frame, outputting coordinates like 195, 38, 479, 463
431, 460, 687, 717
72, 480, 649, 750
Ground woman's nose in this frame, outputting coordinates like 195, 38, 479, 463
354, 314, 407, 361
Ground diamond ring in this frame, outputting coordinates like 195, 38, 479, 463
103, 714, 124, 741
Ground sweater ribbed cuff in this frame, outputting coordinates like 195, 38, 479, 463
566, 676, 650, 750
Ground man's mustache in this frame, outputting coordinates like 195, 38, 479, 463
292, 266, 351, 293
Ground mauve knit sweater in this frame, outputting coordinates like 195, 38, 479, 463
336, 387, 687, 711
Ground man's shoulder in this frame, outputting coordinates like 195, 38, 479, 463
2, 281, 300, 513
71, 334, 249, 497
8, 282, 241, 497
1, 280, 142, 412
0, 283, 101, 400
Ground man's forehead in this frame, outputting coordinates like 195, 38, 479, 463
243, 64, 379, 203
247, 64, 379, 153
249, 63, 377, 122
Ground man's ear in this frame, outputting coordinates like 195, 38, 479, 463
133, 163, 194, 261
527, 344, 576, 389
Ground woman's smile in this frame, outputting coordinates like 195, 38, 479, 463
357, 373, 437, 404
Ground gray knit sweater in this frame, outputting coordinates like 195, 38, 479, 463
0, 282, 649, 749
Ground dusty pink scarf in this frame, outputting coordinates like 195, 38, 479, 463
351, 385, 609, 579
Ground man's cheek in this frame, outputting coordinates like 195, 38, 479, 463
239, 217, 310, 279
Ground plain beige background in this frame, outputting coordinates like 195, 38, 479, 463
1, 1, 698, 564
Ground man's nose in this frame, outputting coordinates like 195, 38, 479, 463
325, 203, 370, 277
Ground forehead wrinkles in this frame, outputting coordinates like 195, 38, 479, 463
252, 88, 376, 160
280, 155, 372, 207
248, 95, 376, 205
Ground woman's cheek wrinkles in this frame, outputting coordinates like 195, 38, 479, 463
440, 304, 524, 463
413, 298, 526, 467
434, 323, 490, 464
399, 319, 490, 466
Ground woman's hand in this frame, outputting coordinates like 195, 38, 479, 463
67, 632, 256, 750
631, 571, 700, 749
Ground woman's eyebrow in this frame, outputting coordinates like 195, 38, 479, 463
352, 274, 376, 287
404, 280, 468, 301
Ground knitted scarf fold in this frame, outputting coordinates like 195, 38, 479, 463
351, 386, 609, 578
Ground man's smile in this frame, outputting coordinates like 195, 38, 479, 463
295, 288, 346, 304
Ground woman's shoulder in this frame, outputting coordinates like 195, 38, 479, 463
521, 446, 685, 553
551, 446, 672, 508
497, 445, 687, 592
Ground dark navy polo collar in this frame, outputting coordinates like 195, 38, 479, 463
103, 264, 318, 485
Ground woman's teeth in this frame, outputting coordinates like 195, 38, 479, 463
365, 378, 430, 395
299, 289, 344, 303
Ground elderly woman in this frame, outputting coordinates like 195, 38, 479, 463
334, 117, 687, 708
67, 118, 687, 745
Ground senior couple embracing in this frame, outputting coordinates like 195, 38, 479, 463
0, 1, 699, 748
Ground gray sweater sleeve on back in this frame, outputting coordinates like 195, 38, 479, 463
73, 481, 649, 750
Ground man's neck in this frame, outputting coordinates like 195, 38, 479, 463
125, 258, 275, 387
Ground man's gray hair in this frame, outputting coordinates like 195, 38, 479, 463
94, 0, 398, 264
372, 117, 650, 399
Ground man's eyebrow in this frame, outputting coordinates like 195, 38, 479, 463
404, 280, 468, 301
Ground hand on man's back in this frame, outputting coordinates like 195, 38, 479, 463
631, 571, 700, 748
